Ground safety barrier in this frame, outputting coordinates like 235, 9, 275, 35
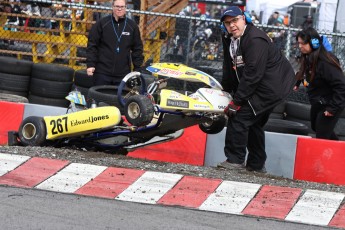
1, 99, 345, 186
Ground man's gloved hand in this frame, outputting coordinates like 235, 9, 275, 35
224, 101, 241, 117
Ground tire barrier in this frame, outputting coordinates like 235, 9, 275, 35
0, 93, 29, 103
0, 56, 32, 76
265, 101, 345, 139
0, 57, 32, 97
28, 63, 74, 108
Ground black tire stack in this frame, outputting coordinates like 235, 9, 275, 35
28, 63, 74, 108
0, 57, 33, 98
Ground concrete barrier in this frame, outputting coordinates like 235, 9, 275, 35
204, 128, 311, 179
1, 100, 345, 186
294, 137, 345, 185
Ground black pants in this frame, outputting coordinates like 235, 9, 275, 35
224, 103, 272, 170
310, 103, 343, 140
93, 73, 124, 86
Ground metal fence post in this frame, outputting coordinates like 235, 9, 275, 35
186, 17, 192, 66
285, 28, 292, 59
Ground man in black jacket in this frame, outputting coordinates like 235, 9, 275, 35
218, 6, 295, 172
86, 0, 144, 86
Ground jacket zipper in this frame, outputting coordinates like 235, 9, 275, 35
234, 39, 257, 116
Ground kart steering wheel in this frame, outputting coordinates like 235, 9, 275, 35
117, 72, 147, 107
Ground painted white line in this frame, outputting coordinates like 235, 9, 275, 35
35, 163, 106, 193
116, 171, 183, 204
0, 153, 30, 176
199, 180, 261, 214
286, 189, 345, 225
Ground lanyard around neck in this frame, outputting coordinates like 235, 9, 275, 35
111, 15, 127, 53
230, 38, 239, 62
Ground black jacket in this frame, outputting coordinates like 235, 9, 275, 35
221, 24, 296, 115
86, 15, 144, 77
307, 58, 345, 114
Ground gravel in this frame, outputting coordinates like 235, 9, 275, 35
1, 145, 345, 194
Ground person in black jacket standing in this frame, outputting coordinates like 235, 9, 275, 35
86, 0, 144, 86
217, 6, 295, 172
295, 27, 345, 140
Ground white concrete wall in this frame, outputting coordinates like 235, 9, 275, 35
204, 128, 311, 179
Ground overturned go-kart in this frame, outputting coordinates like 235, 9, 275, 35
15, 63, 232, 153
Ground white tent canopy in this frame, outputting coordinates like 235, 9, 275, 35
246, 0, 300, 24
317, 0, 338, 32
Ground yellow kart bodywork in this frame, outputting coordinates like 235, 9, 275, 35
44, 106, 121, 140
159, 89, 213, 111
148, 63, 223, 90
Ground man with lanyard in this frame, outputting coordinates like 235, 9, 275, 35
86, 0, 144, 86
218, 6, 295, 172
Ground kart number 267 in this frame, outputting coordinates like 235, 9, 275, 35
50, 117, 68, 134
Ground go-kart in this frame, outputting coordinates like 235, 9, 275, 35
13, 63, 232, 153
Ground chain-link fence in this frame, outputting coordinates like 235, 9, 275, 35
2, 1, 345, 103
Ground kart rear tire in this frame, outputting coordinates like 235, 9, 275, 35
18, 116, 47, 146
199, 116, 226, 134
124, 95, 154, 126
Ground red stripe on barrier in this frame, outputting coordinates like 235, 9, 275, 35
0, 101, 25, 145
242, 185, 302, 219
157, 176, 221, 208
75, 167, 145, 198
294, 137, 345, 186
127, 126, 207, 166
329, 204, 345, 228
0, 157, 69, 188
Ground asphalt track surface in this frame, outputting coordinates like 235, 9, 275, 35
0, 186, 335, 230
0, 152, 344, 229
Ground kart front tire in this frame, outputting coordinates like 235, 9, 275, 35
125, 95, 154, 127
18, 116, 47, 146
199, 116, 226, 134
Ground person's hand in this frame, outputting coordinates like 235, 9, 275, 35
293, 85, 299, 91
87, 67, 95, 76
324, 111, 334, 116
224, 101, 241, 117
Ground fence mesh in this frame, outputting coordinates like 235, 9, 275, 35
2, 1, 345, 104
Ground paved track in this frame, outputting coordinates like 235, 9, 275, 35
0, 153, 344, 229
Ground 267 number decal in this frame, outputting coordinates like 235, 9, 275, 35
50, 117, 68, 134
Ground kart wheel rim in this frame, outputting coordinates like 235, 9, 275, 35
127, 102, 140, 119
21, 123, 37, 140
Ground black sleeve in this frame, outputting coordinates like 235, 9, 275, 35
130, 22, 144, 71
221, 35, 235, 94
86, 21, 102, 68
323, 62, 345, 113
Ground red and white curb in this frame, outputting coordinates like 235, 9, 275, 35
0, 152, 344, 228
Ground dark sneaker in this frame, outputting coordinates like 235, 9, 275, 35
217, 160, 245, 170
246, 165, 267, 174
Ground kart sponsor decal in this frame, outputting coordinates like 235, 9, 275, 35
203, 88, 226, 96
158, 68, 183, 78
70, 115, 110, 127
47, 115, 110, 138
146, 66, 160, 73
167, 99, 189, 108
193, 104, 210, 109
44, 107, 121, 140
218, 105, 227, 109
185, 71, 197, 76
